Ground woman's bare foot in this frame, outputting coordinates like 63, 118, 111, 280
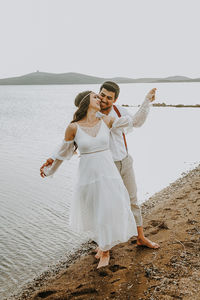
137, 237, 160, 249
95, 247, 102, 259
97, 251, 110, 269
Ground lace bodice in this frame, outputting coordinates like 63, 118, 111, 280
77, 120, 102, 137
75, 119, 109, 155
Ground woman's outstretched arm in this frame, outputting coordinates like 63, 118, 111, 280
40, 123, 77, 178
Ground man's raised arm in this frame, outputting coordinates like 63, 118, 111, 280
131, 88, 156, 127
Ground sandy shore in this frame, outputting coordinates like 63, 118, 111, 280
8, 165, 200, 300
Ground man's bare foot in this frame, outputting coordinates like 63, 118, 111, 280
137, 237, 160, 249
97, 251, 110, 269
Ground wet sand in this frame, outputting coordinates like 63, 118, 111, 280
8, 165, 200, 300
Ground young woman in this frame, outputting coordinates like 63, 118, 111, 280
40, 91, 138, 268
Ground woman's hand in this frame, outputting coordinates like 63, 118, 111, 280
145, 88, 157, 102
40, 158, 54, 178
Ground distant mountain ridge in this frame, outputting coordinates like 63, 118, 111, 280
0, 71, 199, 85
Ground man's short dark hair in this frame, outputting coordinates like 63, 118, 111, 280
99, 81, 120, 100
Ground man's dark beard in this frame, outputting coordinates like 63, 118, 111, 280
100, 105, 112, 111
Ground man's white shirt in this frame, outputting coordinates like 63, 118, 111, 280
97, 98, 151, 161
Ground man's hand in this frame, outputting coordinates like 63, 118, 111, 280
40, 158, 54, 178
146, 88, 157, 102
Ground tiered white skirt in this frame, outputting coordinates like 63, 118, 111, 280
69, 150, 138, 251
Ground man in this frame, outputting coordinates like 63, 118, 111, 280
98, 81, 159, 249
74, 81, 159, 249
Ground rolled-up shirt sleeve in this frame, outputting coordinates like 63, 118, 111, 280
111, 115, 133, 134
114, 98, 151, 134
131, 98, 151, 127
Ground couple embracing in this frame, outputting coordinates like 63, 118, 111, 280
40, 81, 159, 269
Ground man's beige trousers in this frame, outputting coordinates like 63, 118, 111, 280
114, 154, 143, 227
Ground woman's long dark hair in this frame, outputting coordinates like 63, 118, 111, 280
71, 90, 92, 151
71, 90, 92, 123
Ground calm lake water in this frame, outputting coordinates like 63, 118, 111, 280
0, 83, 200, 298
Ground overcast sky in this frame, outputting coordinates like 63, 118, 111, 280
0, 0, 200, 79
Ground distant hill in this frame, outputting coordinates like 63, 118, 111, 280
0, 72, 105, 85
0, 71, 199, 85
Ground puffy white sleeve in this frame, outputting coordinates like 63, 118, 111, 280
50, 139, 75, 161
43, 139, 75, 178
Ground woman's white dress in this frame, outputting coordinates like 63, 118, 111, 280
43, 117, 138, 251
